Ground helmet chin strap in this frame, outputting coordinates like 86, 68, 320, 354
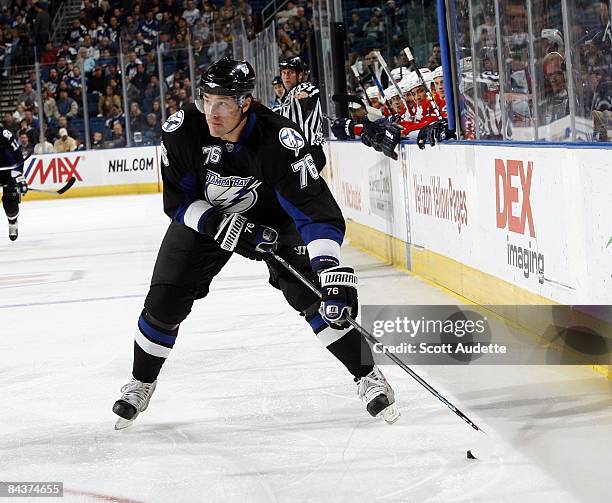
223, 108, 247, 138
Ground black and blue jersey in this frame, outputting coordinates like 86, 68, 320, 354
159, 103, 345, 270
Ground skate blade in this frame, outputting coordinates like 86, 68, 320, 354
377, 402, 400, 424
114, 417, 136, 430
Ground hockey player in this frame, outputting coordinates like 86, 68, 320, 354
270, 75, 284, 110
112, 58, 399, 429
0, 127, 27, 241
278, 56, 324, 148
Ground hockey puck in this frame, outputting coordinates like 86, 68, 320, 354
466, 449, 477, 460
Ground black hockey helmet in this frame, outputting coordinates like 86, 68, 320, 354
279, 56, 306, 74
272, 75, 282, 86
198, 57, 256, 97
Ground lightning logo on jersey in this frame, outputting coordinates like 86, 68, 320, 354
204, 170, 262, 213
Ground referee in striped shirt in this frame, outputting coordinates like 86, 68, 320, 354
278, 56, 325, 149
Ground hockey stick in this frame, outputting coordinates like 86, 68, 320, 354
402, 47, 444, 121
27, 176, 76, 195
366, 65, 392, 110
350, 64, 373, 106
267, 251, 486, 434
373, 51, 410, 112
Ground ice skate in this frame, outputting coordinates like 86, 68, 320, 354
357, 366, 400, 424
8, 219, 17, 241
112, 377, 157, 430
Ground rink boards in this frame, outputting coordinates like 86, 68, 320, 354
21, 141, 611, 376
326, 140, 612, 378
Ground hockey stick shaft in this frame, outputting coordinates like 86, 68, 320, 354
373, 51, 410, 112
402, 47, 444, 121
366, 65, 391, 109
268, 251, 485, 433
27, 176, 76, 195
350, 64, 374, 107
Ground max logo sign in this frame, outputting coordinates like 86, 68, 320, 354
495, 159, 535, 237
25, 156, 84, 185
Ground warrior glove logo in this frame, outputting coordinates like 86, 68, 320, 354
279, 127, 305, 156
162, 110, 185, 133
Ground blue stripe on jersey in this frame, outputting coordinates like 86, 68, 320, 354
275, 190, 344, 245
138, 315, 177, 346
234, 111, 257, 153
197, 207, 214, 233
307, 313, 327, 333
174, 203, 189, 224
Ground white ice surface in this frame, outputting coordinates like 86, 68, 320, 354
0, 194, 610, 503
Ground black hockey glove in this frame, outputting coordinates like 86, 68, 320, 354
417, 119, 455, 150
214, 213, 278, 261
359, 117, 386, 150
380, 123, 403, 160
330, 118, 355, 140
12, 172, 28, 195
319, 265, 359, 329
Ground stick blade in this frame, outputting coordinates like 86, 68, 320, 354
57, 176, 76, 194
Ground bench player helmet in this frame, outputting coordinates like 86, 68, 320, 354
196, 57, 256, 112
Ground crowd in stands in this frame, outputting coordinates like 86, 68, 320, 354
2, 0, 314, 152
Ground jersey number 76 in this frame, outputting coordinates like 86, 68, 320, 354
291, 153, 319, 189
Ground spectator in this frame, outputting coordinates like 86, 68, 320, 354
182, 0, 201, 26
42, 87, 58, 123
56, 56, 69, 78
192, 20, 209, 43
88, 66, 106, 95
13, 103, 26, 122
542, 51, 569, 124
40, 41, 56, 66
363, 15, 383, 44
56, 89, 78, 119
74, 47, 95, 74
56, 41, 77, 64
192, 38, 209, 70
277, 1, 298, 24
91, 131, 104, 149
129, 102, 148, 134
428, 43, 441, 70
140, 10, 160, 41
104, 122, 126, 149
151, 99, 162, 121
98, 85, 122, 117
33, 3, 51, 51
55, 116, 77, 142
220, 0, 236, 22
142, 113, 161, 144
236, 0, 253, 19
125, 51, 142, 80
208, 33, 229, 61
45, 68, 61, 97
34, 135, 54, 154
66, 19, 86, 46
105, 104, 126, 132
18, 131, 34, 157
54, 127, 77, 153
97, 47, 116, 68
131, 64, 149, 93
24, 109, 40, 133
3, 112, 19, 136
16, 82, 36, 109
